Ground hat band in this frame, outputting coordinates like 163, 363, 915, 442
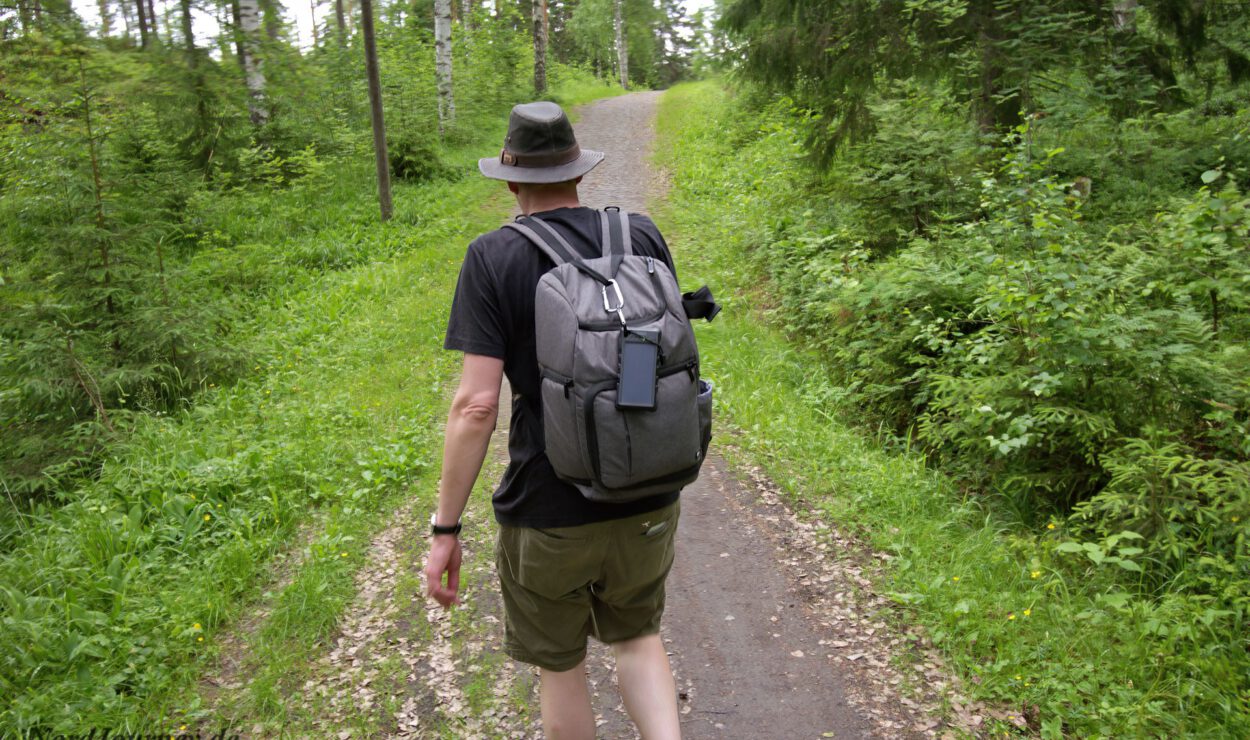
500, 143, 582, 168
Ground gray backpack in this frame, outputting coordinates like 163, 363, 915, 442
504, 209, 718, 502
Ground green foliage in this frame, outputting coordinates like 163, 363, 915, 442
719, 0, 1246, 160
0, 2, 636, 728
0, 0, 641, 497
657, 80, 1250, 738
388, 131, 454, 182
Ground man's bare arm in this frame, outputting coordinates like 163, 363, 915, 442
425, 353, 504, 607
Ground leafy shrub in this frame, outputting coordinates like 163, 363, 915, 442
667, 79, 1250, 737
388, 131, 455, 182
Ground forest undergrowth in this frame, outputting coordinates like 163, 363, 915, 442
0, 39, 619, 731
656, 80, 1249, 739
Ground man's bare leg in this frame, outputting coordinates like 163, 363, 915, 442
539, 658, 596, 740
613, 633, 681, 739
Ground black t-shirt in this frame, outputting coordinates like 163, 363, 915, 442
444, 206, 681, 528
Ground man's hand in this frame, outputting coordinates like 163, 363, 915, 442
425, 534, 463, 608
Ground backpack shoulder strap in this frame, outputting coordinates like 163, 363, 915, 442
504, 216, 616, 286
503, 216, 580, 266
599, 207, 633, 258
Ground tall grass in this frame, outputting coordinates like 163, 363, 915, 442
0, 71, 619, 732
653, 80, 1250, 739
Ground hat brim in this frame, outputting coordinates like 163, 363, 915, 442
478, 149, 605, 184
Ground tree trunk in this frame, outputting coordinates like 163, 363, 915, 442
459, 0, 471, 28
98, 0, 113, 36
120, 0, 133, 41
238, 0, 269, 125
180, 0, 215, 169
17, 0, 31, 33
532, 0, 547, 94
614, 0, 628, 89
310, 0, 319, 45
334, 0, 346, 42
261, 0, 282, 41
974, 12, 1019, 134
1113, 0, 1138, 32
230, 0, 247, 70
359, 0, 393, 221
146, 0, 158, 43
434, 0, 455, 129
134, 0, 150, 47
179, 0, 196, 57
79, 58, 117, 335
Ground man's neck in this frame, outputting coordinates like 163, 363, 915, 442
518, 189, 581, 216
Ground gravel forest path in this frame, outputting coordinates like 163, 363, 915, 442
564, 92, 964, 740
234, 92, 997, 740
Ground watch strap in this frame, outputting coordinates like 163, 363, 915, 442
430, 514, 462, 536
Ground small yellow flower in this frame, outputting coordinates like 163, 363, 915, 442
1015, 674, 1022, 681
203, 514, 211, 521
340, 552, 348, 557
197, 636, 204, 642
180, 725, 187, 731
952, 576, 960, 582
1031, 570, 1041, 579
1023, 608, 1032, 617
1233, 516, 1241, 523
1047, 523, 1056, 530
1007, 613, 1016, 621
193, 623, 201, 630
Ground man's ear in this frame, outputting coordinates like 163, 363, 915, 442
507, 181, 520, 195
573, 176, 583, 185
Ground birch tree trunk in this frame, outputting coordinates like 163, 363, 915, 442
459, 0, 471, 29
532, 0, 547, 94
434, 0, 455, 129
613, 0, 628, 89
237, 0, 269, 125
334, 0, 345, 42
359, 0, 393, 220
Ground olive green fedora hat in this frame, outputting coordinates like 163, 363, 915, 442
478, 101, 604, 184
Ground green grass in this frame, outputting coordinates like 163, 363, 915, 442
0, 76, 618, 735
653, 80, 1250, 739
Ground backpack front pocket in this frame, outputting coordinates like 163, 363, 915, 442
540, 371, 589, 481
585, 363, 701, 492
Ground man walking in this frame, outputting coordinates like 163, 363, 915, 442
424, 101, 684, 739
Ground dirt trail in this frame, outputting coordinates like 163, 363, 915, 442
570, 92, 981, 739
222, 92, 1001, 739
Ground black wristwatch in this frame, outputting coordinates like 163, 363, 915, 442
430, 513, 462, 537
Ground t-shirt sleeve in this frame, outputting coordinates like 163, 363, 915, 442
630, 214, 678, 282
444, 239, 507, 358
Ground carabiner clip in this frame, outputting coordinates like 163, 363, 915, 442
602, 280, 626, 326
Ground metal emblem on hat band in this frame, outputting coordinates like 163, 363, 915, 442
499, 143, 581, 168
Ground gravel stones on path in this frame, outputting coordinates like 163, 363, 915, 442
219, 92, 1011, 739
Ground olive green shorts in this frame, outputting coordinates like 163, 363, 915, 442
494, 500, 680, 672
